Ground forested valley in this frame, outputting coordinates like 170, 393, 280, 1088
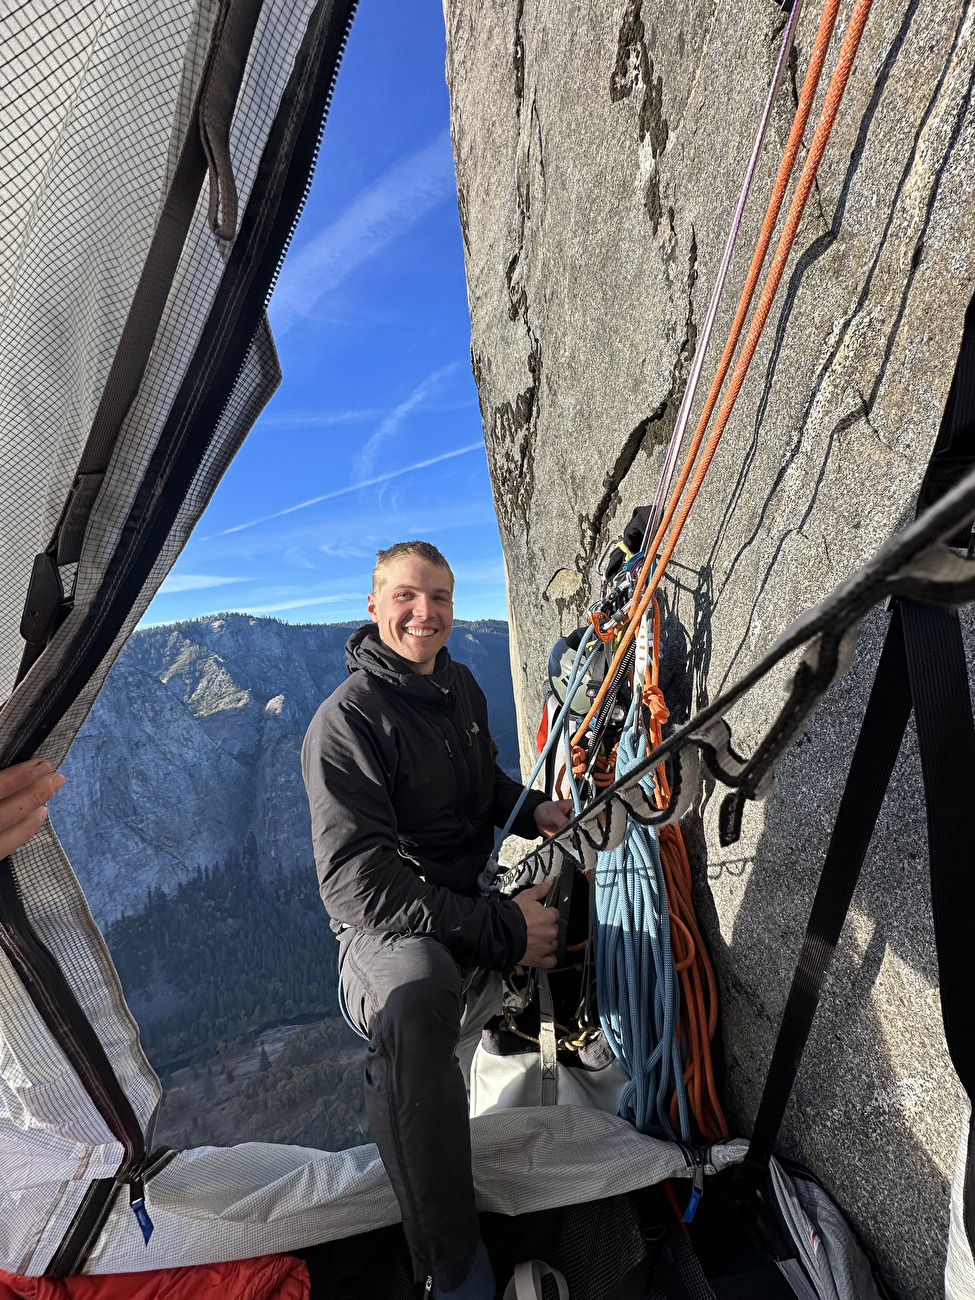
105, 833, 369, 1149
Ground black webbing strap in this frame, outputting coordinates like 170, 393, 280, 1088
745, 601, 913, 1169
902, 599, 975, 1256
16, 0, 265, 684
746, 600, 975, 1171
746, 293, 975, 1253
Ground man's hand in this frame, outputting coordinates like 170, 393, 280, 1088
533, 798, 574, 838
0, 760, 65, 860
513, 878, 560, 967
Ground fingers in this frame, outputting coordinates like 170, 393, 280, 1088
0, 758, 51, 802
0, 762, 65, 859
0, 806, 50, 860
525, 877, 554, 900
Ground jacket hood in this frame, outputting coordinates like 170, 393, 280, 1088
345, 624, 453, 708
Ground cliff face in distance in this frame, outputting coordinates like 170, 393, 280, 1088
52, 614, 520, 925
444, 0, 975, 1293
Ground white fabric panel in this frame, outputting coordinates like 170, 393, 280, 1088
0, 0, 198, 696
770, 1160, 842, 1300
0, 821, 158, 1155
469, 1041, 630, 1116
0, 0, 314, 740
792, 1175, 888, 1300
0, 0, 332, 1274
946, 1100, 975, 1300
76, 1111, 748, 1275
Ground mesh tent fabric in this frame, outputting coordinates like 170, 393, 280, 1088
0, 0, 363, 1274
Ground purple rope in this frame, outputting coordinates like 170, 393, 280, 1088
642, 0, 806, 554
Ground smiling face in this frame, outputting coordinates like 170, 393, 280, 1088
367, 555, 454, 674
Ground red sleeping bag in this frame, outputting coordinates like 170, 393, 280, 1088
0, 1255, 309, 1300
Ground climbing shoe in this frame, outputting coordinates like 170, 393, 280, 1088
430, 1240, 496, 1299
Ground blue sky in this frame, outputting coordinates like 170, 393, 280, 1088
142, 1, 507, 628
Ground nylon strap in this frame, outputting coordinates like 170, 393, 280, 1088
503, 1260, 569, 1300
747, 598, 975, 1227
745, 296, 975, 1264
537, 968, 558, 1106
745, 602, 912, 1168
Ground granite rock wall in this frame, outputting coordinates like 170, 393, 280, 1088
443, 1, 975, 1293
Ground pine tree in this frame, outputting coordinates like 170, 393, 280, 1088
259, 1044, 271, 1072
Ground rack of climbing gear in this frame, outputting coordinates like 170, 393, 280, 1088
484, 0, 919, 1166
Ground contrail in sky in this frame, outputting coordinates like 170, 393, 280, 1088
270, 132, 455, 334
354, 363, 462, 480
204, 442, 484, 538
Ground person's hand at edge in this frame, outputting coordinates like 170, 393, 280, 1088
513, 878, 559, 967
533, 798, 574, 838
0, 760, 65, 860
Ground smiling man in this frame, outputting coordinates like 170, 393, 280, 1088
301, 540, 570, 1299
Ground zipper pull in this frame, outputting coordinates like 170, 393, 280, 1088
444, 736, 453, 758
129, 1176, 154, 1245
424, 1276, 433, 1296
682, 1153, 705, 1224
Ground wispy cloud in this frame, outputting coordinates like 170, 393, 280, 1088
203, 441, 484, 539
247, 592, 363, 615
270, 131, 455, 334
261, 408, 390, 429
156, 573, 250, 594
354, 363, 463, 479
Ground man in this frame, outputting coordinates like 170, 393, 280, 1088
301, 541, 571, 1299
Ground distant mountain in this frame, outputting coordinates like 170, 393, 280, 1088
51, 615, 520, 926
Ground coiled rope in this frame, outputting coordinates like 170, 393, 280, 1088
579, 0, 881, 1136
594, 715, 689, 1140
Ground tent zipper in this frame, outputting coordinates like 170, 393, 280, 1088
192, 0, 360, 453
0, 858, 147, 1184
676, 1142, 711, 1223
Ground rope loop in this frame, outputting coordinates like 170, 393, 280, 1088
642, 682, 670, 726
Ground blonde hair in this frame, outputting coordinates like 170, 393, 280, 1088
372, 541, 454, 595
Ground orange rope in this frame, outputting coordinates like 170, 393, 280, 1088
574, 0, 873, 746
574, 0, 872, 1137
572, 742, 618, 789
638, 601, 727, 1139
662, 824, 727, 1141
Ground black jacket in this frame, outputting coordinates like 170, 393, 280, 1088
301, 625, 547, 970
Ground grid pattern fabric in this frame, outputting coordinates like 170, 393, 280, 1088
944, 1101, 975, 1300
76, 1113, 748, 1274
0, 0, 331, 1274
0, 1, 200, 699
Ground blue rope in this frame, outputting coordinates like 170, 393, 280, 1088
479, 634, 598, 893
594, 716, 690, 1140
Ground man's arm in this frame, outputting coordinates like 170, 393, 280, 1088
302, 700, 529, 971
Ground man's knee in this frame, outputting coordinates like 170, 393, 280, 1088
370, 938, 463, 1055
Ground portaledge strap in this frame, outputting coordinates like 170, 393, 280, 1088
746, 596, 975, 1249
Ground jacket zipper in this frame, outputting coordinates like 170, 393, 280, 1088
440, 706, 475, 840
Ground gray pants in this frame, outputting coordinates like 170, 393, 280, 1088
339, 929, 501, 1290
